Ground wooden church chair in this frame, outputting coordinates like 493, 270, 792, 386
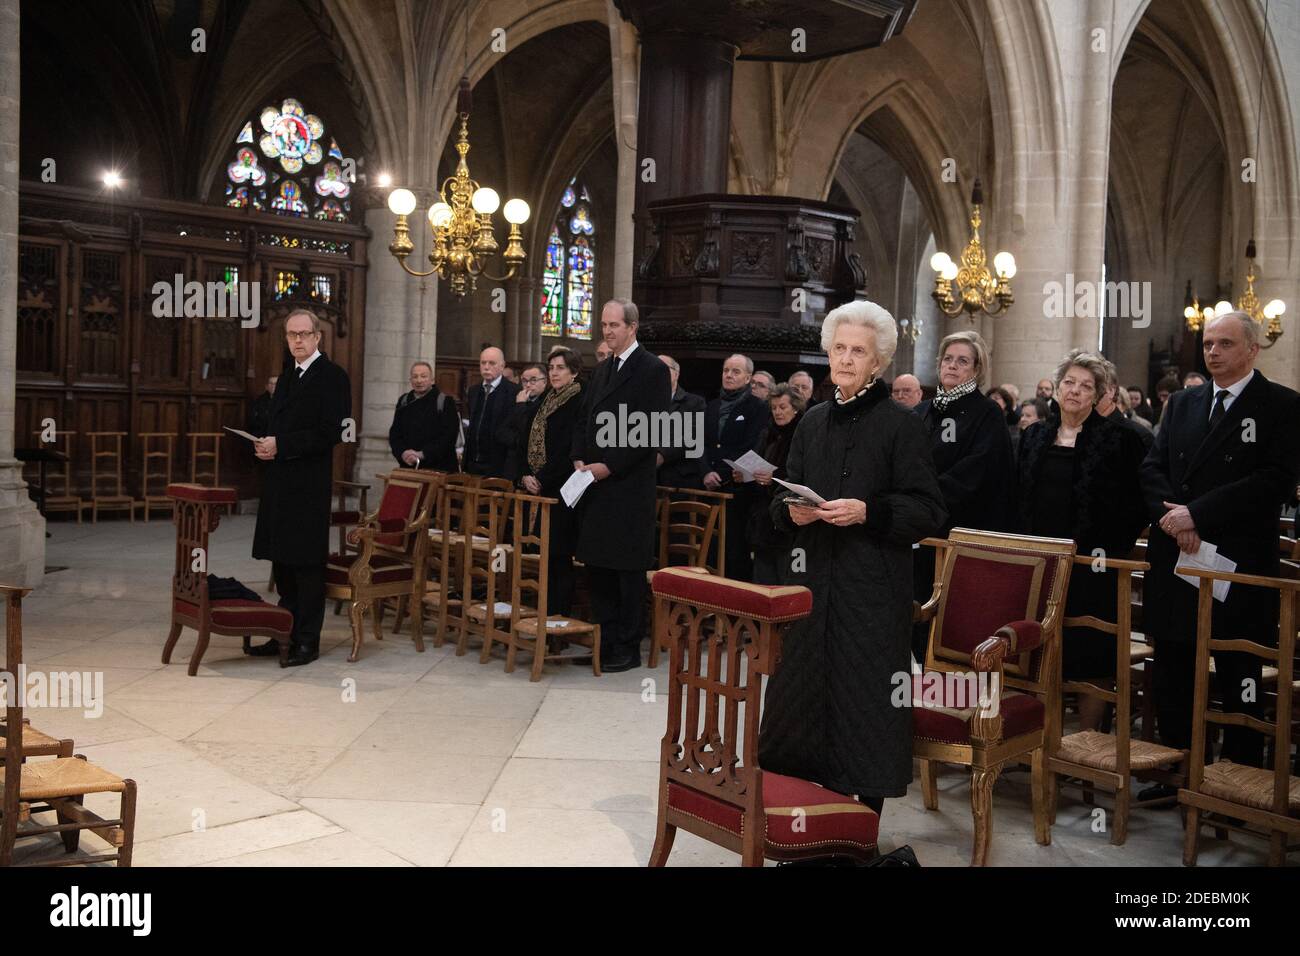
668, 487, 732, 577
163, 484, 295, 674
1, 585, 138, 867
325, 478, 372, 608
88, 431, 134, 523
137, 431, 176, 521
1179, 564, 1300, 867
648, 567, 880, 866
498, 492, 600, 681
324, 469, 439, 663
459, 489, 516, 659
647, 496, 723, 669
912, 528, 1075, 866
424, 476, 475, 648
1046, 552, 1185, 845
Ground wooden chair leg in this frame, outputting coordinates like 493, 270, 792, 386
970, 762, 1001, 866
1182, 806, 1201, 866
591, 624, 602, 677
410, 591, 425, 653
57, 796, 84, 853
372, 598, 384, 643
393, 595, 408, 635
117, 780, 137, 867
919, 758, 938, 811
187, 625, 211, 676
647, 598, 660, 669
348, 601, 366, 663
1112, 784, 1131, 846
480, 616, 498, 664
649, 821, 677, 867
1268, 830, 1286, 866
1031, 748, 1050, 846
161, 621, 183, 664
530, 631, 548, 683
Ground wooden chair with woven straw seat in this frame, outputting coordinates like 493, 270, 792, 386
1179, 564, 1300, 866
499, 492, 600, 681
424, 476, 475, 648
1046, 552, 1186, 845
88, 431, 134, 523
137, 432, 176, 521
647, 494, 724, 669
459, 489, 518, 659
1, 585, 138, 867
163, 484, 295, 674
912, 529, 1076, 866
324, 469, 439, 663
667, 487, 732, 577
648, 567, 880, 866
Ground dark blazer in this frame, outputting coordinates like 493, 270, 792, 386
1107, 407, 1154, 453
465, 376, 521, 476
916, 390, 1016, 533
1140, 372, 1300, 643
498, 394, 541, 484
658, 387, 707, 489
570, 344, 672, 570
388, 387, 460, 472
248, 393, 273, 438
701, 391, 770, 485
518, 389, 583, 556
252, 353, 351, 566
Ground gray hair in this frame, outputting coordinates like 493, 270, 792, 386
1053, 348, 1109, 398
753, 369, 775, 384
659, 354, 680, 374
936, 330, 990, 389
769, 382, 807, 414
789, 370, 813, 384
820, 300, 899, 367
604, 297, 639, 326
285, 308, 323, 333
1206, 309, 1259, 348
410, 360, 433, 375
726, 353, 755, 375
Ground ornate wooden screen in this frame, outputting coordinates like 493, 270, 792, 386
16, 183, 369, 500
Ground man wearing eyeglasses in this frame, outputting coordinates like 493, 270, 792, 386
250, 309, 352, 667
389, 361, 461, 472
498, 363, 547, 482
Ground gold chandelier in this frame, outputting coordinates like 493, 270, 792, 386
1188, 241, 1286, 346
929, 180, 1016, 318
1182, 280, 1214, 334
385, 78, 530, 297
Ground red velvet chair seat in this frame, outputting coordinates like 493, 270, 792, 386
173, 598, 293, 634
667, 770, 879, 854
326, 553, 413, 586
911, 674, 1045, 745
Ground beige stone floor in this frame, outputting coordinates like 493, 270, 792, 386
7, 515, 1279, 867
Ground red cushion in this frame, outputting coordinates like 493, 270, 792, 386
938, 550, 1042, 657
912, 679, 1045, 745
166, 483, 237, 504
667, 771, 878, 854
173, 598, 293, 634
651, 568, 812, 623
326, 553, 413, 586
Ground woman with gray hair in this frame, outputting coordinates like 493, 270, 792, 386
1016, 349, 1147, 729
760, 299, 947, 821
911, 329, 1017, 662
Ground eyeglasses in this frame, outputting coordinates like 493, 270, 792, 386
521, 376, 545, 385
285, 330, 319, 341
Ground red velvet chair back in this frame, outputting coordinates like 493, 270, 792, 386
927, 529, 1075, 692
650, 568, 813, 819
371, 470, 437, 553
166, 483, 238, 610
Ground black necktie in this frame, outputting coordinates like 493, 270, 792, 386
295, 367, 304, 380
1208, 389, 1230, 429
614, 356, 623, 373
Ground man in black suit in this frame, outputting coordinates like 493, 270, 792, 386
1140, 311, 1300, 779
248, 375, 277, 437
701, 353, 771, 582
498, 363, 547, 483
464, 346, 521, 477
250, 309, 352, 666
571, 299, 672, 672
656, 354, 706, 490
388, 361, 461, 472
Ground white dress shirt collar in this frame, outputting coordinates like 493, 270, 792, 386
614, 340, 639, 365
296, 350, 322, 374
483, 374, 503, 391
1212, 368, 1254, 400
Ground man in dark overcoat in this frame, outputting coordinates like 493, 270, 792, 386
1140, 311, 1300, 775
250, 308, 352, 667
388, 360, 460, 472
570, 299, 672, 672
464, 346, 521, 477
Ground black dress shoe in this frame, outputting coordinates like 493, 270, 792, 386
282, 646, 320, 667
601, 655, 641, 673
246, 639, 283, 657
1136, 783, 1179, 803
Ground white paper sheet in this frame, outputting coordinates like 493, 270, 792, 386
1175, 540, 1236, 602
723, 450, 775, 482
772, 477, 827, 506
560, 468, 595, 507
223, 426, 260, 442
544, 619, 571, 629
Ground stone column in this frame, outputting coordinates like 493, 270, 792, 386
607, 6, 638, 299
0, 0, 44, 585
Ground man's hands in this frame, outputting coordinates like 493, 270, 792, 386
1161, 501, 1200, 554
574, 460, 611, 481
787, 497, 867, 527
703, 471, 722, 490
254, 436, 277, 460
788, 503, 821, 526
1175, 529, 1202, 554
401, 449, 421, 466
522, 475, 541, 494
752, 469, 773, 487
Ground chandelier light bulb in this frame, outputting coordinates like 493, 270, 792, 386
376, 172, 392, 188
1264, 299, 1285, 319
1213, 300, 1233, 317
471, 187, 500, 215
503, 198, 530, 224
102, 170, 122, 188
387, 188, 417, 216
429, 202, 453, 228
941, 262, 959, 282
993, 251, 1017, 278
929, 251, 954, 274
1183, 306, 1195, 320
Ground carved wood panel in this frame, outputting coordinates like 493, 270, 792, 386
728, 231, 775, 277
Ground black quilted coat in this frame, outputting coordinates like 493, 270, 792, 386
757, 383, 946, 798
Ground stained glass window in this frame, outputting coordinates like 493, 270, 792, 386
223, 98, 354, 222
538, 178, 596, 340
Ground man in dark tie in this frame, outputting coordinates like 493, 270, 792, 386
1139, 311, 1300, 795
656, 354, 707, 490
464, 346, 521, 477
571, 299, 672, 671
249, 309, 351, 666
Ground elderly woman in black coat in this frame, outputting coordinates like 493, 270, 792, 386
1017, 349, 1147, 730
516, 346, 584, 615
911, 330, 1016, 662
759, 300, 947, 813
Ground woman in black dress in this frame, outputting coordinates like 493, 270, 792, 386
737, 383, 805, 585
517, 346, 584, 615
1016, 349, 1147, 730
